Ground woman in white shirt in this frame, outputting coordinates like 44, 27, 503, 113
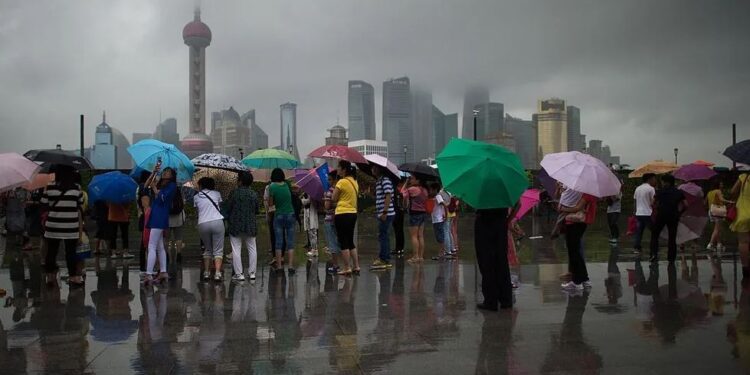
194, 177, 225, 282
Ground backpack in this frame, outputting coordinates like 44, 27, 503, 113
170, 187, 184, 215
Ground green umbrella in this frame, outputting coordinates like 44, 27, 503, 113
436, 138, 527, 209
241, 149, 300, 170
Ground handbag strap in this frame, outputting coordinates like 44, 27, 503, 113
201, 191, 222, 215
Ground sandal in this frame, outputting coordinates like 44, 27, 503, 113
337, 269, 353, 276
353, 268, 361, 275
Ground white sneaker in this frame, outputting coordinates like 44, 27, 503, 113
202, 272, 211, 281
232, 274, 245, 282
306, 250, 318, 257
582, 281, 593, 289
249, 272, 256, 281
561, 281, 584, 291
706, 244, 715, 251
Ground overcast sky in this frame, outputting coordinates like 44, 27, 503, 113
0, 0, 748, 166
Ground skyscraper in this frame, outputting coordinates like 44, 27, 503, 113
181, 7, 213, 159
567, 106, 582, 152
132, 132, 151, 145
473, 102, 504, 141
241, 110, 269, 151
280, 102, 299, 160
411, 88, 434, 162
462, 86, 490, 139
211, 106, 251, 159
432, 106, 457, 156
347, 80, 375, 141
588, 139, 603, 161
535, 98, 568, 158
505, 114, 538, 169
91, 112, 132, 169
382, 77, 412, 164
154, 118, 180, 146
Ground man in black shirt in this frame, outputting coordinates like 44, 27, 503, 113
650, 174, 686, 262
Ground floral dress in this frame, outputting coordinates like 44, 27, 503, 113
225, 187, 260, 237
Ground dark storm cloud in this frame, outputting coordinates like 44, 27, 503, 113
0, 0, 748, 166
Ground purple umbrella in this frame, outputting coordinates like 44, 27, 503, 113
295, 164, 329, 201
673, 164, 716, 181
536, 168, 557, 196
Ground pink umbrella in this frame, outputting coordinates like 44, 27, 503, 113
0, 153, 41, 193
364, 154, 400, 179
673, 164, 716, 181
514, 189, 541, 220
540, 151, 621, 198
308, 145, 367, 164
663, 182, 708, 244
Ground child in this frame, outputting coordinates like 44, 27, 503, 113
301, 192, 320, 257
428, 182, 450, 260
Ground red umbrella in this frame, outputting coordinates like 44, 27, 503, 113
308, 145, 367, 164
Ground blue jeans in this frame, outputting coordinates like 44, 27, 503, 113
324, 221, 340, 254
633, 215, 652, 250
444, 217, 454, 254
274, 213, 296, 251
378, 216, 395, 262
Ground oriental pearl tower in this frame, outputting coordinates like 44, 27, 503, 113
180, 7, 213, 158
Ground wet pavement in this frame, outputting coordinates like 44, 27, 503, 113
1, 245, 748, 374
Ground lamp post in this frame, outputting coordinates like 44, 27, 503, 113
238, 147, 244, 159
403, 144, 408, 164
473, 109, 480, 141
674, 148, 679, 165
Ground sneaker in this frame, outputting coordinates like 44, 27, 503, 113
232, 274, 246, 282
214, 272, 223, 282
608, 238, 617, 244
370, 259, 388, 270
582, 281, 593, 289
706, 244, 715, 251
122, 252, 134, 259
111, 253, 121, 259
306, 250, 318, 257
249, 272, 256, 281
561, 281, 584, 291
202, 272, 211, 281
326, 266, 339, 275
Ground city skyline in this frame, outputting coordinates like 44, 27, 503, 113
0, 1, 748, 167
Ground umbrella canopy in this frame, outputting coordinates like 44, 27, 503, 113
673, 164, 716, 181
692, 160, 715, 167
659, 183, 707, 245
127, 139, 194, 182
536, 168, 558, 196
191, 153, 247, 172
252, 168, 296, 182
308, 145, 367, 164
723, 140, 750, 165
514, 189, 541, 220
242, 149, 300, 170
23, 173, 54, 191
295, 164, 330, 201
88, 172, 138, 203
192, 168, 240, 198
0, 153, 42, 193
628, 160, 679, 178
437, 138, 527, 209
359, 154, 400, 180
399, 162, 439, 179
540, 151, 621, 198
24, 149, 93, 170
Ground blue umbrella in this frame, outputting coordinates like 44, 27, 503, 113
88, 171, 138, 203
127, 139, 195, 182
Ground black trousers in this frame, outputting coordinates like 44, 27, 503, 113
109, 221, 129, 250
651, 215, 679, 261
565, 223, 589, 284
607, 212, 620, 239
474, 208, 512, 308
45, 238, 78, 276
393, 210, 405, 251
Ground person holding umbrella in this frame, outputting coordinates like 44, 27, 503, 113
224, 171, 260, 281
557, 187, 597, 291
143, 165, 177, 285
370, 165, 396, 270
194, 177, 226, 282
332, 160, 360, 276
650, 174, 686, 263
41, 165, 85, 286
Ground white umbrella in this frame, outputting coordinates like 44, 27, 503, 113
0, 153, 41, 193
540, 151, 621, 198
364, 154, 400, 178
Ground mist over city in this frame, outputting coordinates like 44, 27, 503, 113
0, 0, 748, 166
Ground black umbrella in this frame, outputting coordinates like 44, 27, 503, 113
398, 162, 439, 179
24, 149, 94, 170
724, 140, 750, 165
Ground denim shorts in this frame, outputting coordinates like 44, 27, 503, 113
273, 213, 296, 251
408, 212, 427, 227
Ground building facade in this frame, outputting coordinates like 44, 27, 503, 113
348, 139, 388, 158
473, 102, 504, 141
181, 7, 213, 158
382, 77, 412, 164
567, 106, 582, 152
505, 114, 538, 169
154, 118, 180, 146
326, 125, 348, 146
588, 139, 603, 161
412, 88, 434, 162
462, 86, 490, 139
241, 110, 268, 151
536, 98, 568, 158
210, 106, 251, 159
432, 106, 457, 157
280, 102, 299, 160
132, 132, 151, 145
347, 80, 375, 142
90, 112, 131, 169
483, 132, 517, 154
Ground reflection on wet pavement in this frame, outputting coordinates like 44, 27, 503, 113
1, 245, 748, 374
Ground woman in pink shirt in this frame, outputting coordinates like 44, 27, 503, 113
405, 175, 428, 263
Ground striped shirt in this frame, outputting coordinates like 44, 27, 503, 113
375, 176, 395, 217
41, 184, 83, 239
